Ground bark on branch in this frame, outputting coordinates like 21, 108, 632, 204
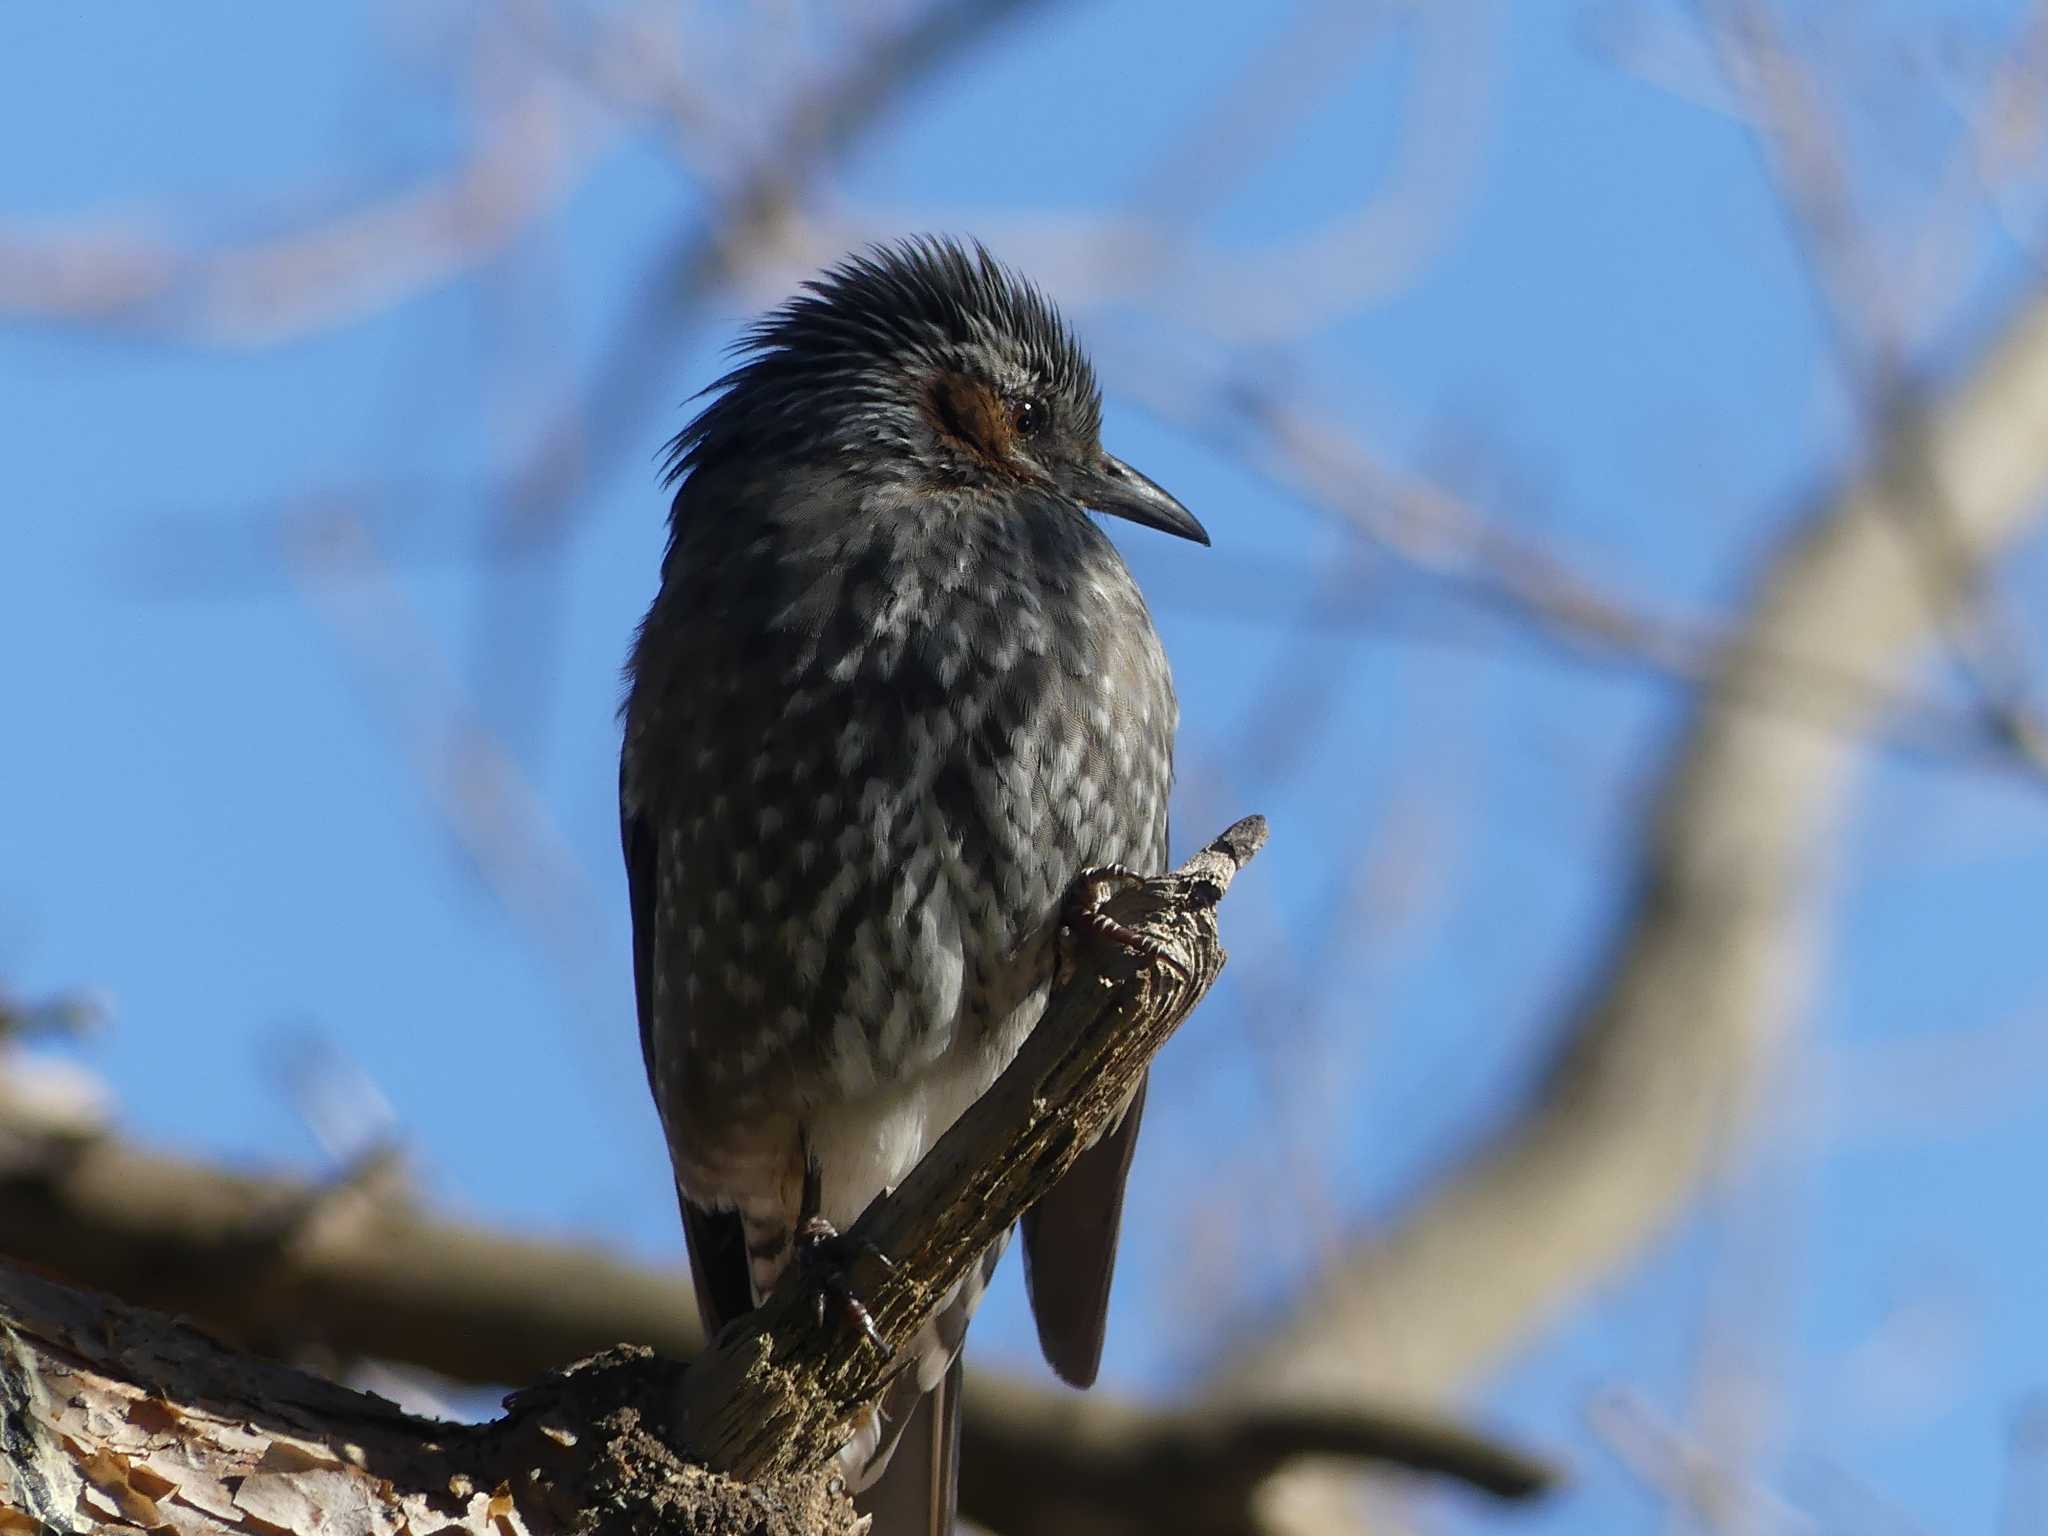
0, 1261, 856, 1536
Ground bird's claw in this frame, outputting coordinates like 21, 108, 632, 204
1064, 864, 1188, 978
796, 1214, 895, 1359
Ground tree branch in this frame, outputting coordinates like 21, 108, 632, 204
0, 1260, 856, 1536
956, 1374, 1553, 1535
1211, 283, 2048, 1415
2, 816, 1548, 1533
679, 818, 1267, 1478
3, 817, 1562, 1528
0, 1064, 702, 1385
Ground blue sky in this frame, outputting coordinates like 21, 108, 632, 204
6, 2, 2047, 1531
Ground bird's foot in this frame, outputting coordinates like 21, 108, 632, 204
1064, 864, 1187, 978
795, 1214, 896, 1359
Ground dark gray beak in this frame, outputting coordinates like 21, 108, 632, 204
1082, 454, 1210, 545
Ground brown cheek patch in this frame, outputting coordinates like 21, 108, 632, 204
924, 372, 1021, 472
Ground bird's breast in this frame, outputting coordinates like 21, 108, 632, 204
641, 496, 1174, 1123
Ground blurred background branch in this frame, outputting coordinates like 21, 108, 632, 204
1211, 277, 2048, 1409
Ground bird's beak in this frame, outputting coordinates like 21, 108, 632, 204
1082, 455, 1210, 545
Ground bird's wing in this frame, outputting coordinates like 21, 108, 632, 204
622, 799, 755, 1334
1019, 1071, 1147, 1387
622, 805, 660, 1099
677, 1197, 754, 1337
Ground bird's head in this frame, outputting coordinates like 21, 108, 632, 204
666, 237, 1208, 545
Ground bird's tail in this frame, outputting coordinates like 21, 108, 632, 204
858, 1355, 961, 1536
852, 1236, 1000, 1533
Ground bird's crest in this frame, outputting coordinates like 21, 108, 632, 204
661, 237, 1099, 491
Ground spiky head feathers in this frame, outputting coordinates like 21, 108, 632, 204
664, 238, 1104, 496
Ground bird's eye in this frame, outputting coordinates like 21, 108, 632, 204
1010, 397, 1047, 439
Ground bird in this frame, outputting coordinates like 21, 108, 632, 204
619, 237, 1207, 1534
